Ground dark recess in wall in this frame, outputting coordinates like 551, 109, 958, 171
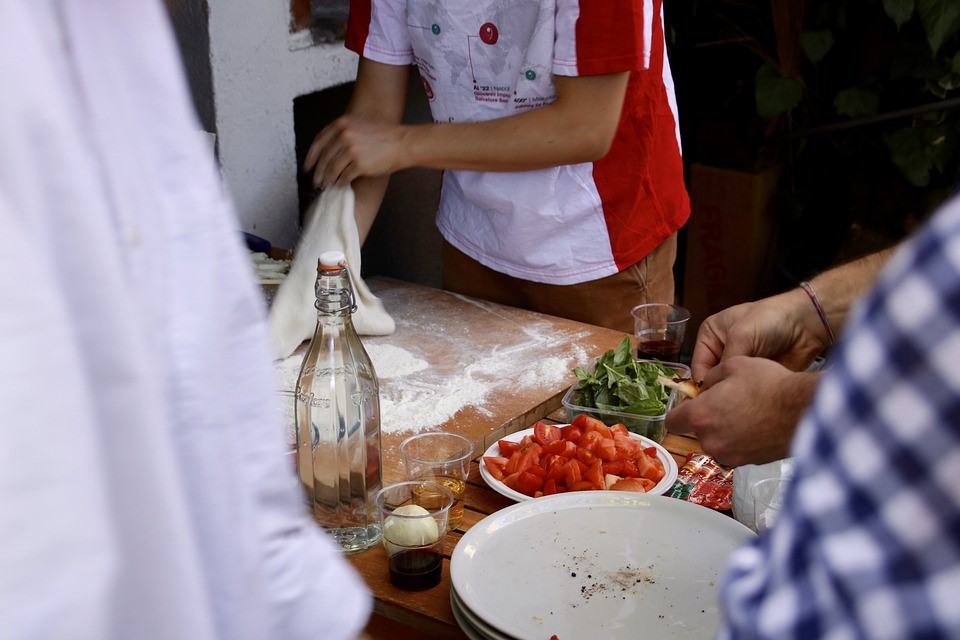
292, 70, 443, 287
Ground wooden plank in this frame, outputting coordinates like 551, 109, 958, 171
662, 432, 703, 466
362, 277, 626, 482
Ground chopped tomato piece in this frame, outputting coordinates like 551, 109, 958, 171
641, 455, 665, 482
542, 439, 568, 456
585, 459, 604, 488
498, 439, 520, 457
595, 438, 617, 462
559, 425, 582, 443
482, 456, 508, 481
569, 480, 597, 492
620, 459, 641, 478
610, 423, 630, 437
517, 470, 545, 496
609, 477, 650, 493
543, 478, 559, 495
533, 421, 562, 446
572, 414, 609, 434
563, 459, 582, 487
634, 450, 654, 478
614, 434, 640, 455
576, 446, 597, 467
558, 441, 578, 458
545, 458, 567, 483
601, 460, 624, 476
502, 472, 520, 489
577, 430, 603, 451
524, 464, 547, 479
515, 447, 540, 475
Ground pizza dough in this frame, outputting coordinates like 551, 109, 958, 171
268, 186, 395, 360
658, 374, 701, 399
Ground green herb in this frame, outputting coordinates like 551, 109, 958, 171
571, 337, 675, 417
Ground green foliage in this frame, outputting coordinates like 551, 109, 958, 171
801, 30, 835, 62
918, 0, 960, 54
755, 65, 804, 117
572, 337, 673, 418
834, 86, 881, 117
883, 0, 915, 30
750, 0, 960, 191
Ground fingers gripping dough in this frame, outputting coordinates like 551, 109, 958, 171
269, 186, 395, 359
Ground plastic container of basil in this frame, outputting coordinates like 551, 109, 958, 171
562, 337, 690, 443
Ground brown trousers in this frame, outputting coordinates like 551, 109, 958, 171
441, 233, 678, 333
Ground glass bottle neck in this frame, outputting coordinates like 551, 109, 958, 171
314, 268, 357, 317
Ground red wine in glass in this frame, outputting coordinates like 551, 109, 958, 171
637, 339, 681, 362
388, 549, 443, 590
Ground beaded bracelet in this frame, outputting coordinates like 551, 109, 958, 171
799, 281, 836, 345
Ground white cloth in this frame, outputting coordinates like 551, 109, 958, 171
0, 2, 370, 639
269, 186, 395, 360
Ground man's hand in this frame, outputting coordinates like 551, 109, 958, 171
664, 356, 819, 467
690, 289, 827, 382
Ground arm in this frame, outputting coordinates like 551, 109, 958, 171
304, 70, 630, 189
689, 246, 898, 382
670, 246, 897, 466
304, 59, 410, 244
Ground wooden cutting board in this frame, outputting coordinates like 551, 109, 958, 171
360, 277, 628, 482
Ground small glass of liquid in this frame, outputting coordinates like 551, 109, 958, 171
375, 480, 454, 590
631, 303, 691, 363
399, 432, 475, 531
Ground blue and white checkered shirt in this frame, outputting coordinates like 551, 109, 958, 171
720, 194, 960, 639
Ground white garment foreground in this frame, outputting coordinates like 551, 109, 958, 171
0, 2, 370, 639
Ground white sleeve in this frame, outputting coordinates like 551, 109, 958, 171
347, 0, 414, 65
0, 192, 116, 639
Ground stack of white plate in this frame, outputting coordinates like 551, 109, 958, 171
449, 492, 755, 640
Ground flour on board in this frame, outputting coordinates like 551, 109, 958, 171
274, 339, 589, 439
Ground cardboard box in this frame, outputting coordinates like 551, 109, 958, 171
681, 164, 780, 351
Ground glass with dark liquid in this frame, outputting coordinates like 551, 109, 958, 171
637, 338, 682, 362
388, 548, 443, 590
632, 303, 691, 363
375, 480, 454, 592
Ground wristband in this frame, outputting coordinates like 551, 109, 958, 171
799, 281, 836, 345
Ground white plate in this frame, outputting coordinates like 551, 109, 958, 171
450, 492, 755, 640
479, 425, 679, 501
450, 587, 518, 640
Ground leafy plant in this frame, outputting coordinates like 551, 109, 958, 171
681, 0, 960, 282
572, 337, 674, 417
753, 0, 960, 190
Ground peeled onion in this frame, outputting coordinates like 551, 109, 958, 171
383, 504, 440, 554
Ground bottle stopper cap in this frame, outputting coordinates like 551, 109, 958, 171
318, 251, 347, 271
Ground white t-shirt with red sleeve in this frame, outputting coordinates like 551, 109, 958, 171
347, 0, 690, 285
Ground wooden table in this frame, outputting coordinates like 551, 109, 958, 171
347, 414, 706, 640
363, 277, 635, 482
285, 278, 711, 638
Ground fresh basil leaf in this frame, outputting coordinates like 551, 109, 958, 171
568, 336, 678, 419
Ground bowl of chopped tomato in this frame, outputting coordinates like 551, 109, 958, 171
480, 415, 679, 502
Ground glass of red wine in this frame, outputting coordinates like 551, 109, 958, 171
375, 480, 455, 591
631, 303, 691, 363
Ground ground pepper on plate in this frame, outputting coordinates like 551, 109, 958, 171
666, 452, 734, 511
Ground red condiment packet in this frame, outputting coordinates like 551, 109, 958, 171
666, 452, 734, 512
